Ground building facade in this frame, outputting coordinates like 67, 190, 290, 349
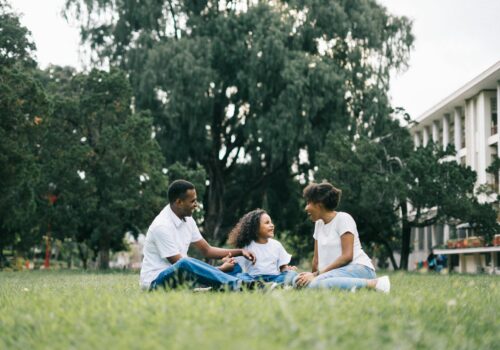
408, 61, 500, 273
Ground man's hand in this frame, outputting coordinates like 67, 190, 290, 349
282, 265, 298, 272
241, 249, 256, 264
295, 272, 315, 288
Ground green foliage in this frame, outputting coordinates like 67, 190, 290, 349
0, 2, 49, 257
1, 271, 500, 349
316, 126, 500, 269
37, 68, 167, 267
64, 0, 414, 244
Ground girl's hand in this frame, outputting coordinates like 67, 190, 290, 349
295, 272, 315, 288
219, 254, 236, 272
221, 253, 235, 264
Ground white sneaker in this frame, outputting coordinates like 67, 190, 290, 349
193, 286, 212, 293
375, 276, 390, 294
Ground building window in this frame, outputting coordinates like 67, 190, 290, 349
418, 227, 424, 251
490, 150, 499, 192
427, 227, 433, 250
435, 224, 444, 246
491, 97, 498, 135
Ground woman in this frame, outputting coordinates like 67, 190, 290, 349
295, 182, 390, 293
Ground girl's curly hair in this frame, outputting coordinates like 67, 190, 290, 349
227, 209, 266, 248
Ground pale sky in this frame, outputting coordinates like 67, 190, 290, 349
10, 0, 500, 120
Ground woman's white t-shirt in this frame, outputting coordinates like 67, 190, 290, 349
313, 212, 374, 271
235, 239, 291, 276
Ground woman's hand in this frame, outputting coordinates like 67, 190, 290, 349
295, 272, 316, 288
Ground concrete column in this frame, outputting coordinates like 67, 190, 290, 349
432, 120, 440, 143
476, 92, 487, 184
497, 81, 500, 192
442, 115, 450, 150
454, 107, 462, 152
422, 126, 429, 146
466, 99, 475, 169
414, 132, 421, 148
443, 224, 450, 243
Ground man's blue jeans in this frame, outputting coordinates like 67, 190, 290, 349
149, 257, 241, 291
296, 264, 376, 290
227, 263, 298, 285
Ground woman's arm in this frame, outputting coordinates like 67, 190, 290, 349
311, 240, 318, 273
295, 240, 318, 287
312, 233, 354, 277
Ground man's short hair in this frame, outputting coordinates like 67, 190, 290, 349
303, 182, 342, 211
168, 180, 195, 204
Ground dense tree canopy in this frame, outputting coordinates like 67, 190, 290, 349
0, 1, 50, 262
65, 0, 414, 243
37, 68, 168, 268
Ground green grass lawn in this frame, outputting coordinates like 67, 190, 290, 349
0, 271, 499, 350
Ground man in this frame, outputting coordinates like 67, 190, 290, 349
140, 179, 256, 291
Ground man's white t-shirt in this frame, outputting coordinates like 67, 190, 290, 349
139, 204, 203, 289
235, 239, 291, 276
313, 212, 374, 272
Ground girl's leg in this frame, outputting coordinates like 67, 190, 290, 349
260, 270, 298, 285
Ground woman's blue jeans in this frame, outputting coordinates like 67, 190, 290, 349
149, 257, 241, 291
297, 264, 376, 290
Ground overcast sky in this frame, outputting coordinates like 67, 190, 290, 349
10, 0, 500, 119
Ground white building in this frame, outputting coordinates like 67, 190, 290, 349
408, 61, 500, 273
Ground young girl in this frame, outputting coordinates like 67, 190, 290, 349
225, 209, 297, 285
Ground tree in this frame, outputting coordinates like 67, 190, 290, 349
37, 68, 167, 268
315, 119, 410, 269
64, 0, 414, 244
0, 1, 50, 265
316, 123, 500, 270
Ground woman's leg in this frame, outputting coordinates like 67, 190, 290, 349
307, 264, 376, 290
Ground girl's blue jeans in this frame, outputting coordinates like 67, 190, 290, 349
226, 263, 298, 285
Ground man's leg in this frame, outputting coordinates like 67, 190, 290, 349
150, 257, 241, 291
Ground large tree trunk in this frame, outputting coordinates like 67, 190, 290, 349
204, 163, 225, 244
380, 239, 399, 270
77, 242, 88, 269
400, 200, 412, 270
99, 242, 110, 269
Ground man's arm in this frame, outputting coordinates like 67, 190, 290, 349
192, 239, 256, 263
166, 254, 182, 264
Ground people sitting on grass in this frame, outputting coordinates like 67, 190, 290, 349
222, 209, 298, 288
294, 182, 391, 293
140, 179, 256, 291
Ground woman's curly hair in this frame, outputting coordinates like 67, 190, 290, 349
227, 209, 266, 248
